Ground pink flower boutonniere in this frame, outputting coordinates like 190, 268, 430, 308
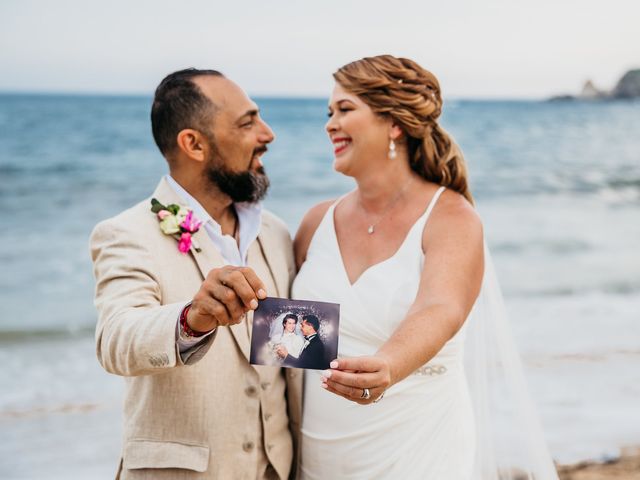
151, 198, 203, 254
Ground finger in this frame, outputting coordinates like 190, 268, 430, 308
209, 283, 247, 320
322, 369, 384, 390
237, 267, 267, 299
196, 296, 234, 327
321, 379, 378, 405
216, 268, 260, 310
330, 356, 383, 373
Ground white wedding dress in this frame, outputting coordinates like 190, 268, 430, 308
292, 187, 559, 480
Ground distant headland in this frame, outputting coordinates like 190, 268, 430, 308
549, 68, 640, 101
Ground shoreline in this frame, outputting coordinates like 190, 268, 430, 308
558, 447, 640, 479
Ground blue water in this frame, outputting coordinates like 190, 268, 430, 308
1, 93, 639, 475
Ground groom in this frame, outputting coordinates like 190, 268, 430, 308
90, 68, 301, 479
276, 314, 327, 369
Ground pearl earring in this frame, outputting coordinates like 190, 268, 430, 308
388, 139, 397, 159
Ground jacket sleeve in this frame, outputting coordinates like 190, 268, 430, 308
90, 219, 215, 377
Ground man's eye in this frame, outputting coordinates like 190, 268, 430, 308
242, 121, 254, 128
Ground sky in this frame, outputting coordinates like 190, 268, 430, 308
1, 0, 638, 99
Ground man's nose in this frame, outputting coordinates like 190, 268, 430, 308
259, 119, 275, 143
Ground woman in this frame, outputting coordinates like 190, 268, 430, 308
275, 313, 304, 360
292, 55, 558, 479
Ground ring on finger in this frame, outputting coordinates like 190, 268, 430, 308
373, 392, 385, 403
360, 388, 371, 400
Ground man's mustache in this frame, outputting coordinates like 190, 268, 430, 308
253, 146, 268, 156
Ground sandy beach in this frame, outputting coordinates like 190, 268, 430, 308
558, 447, 640, 479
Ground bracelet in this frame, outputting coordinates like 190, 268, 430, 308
179, 302, 208, 338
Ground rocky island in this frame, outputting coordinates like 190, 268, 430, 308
550, 68, 640, 101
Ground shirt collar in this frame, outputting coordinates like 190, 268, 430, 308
164, 175, 263, 265
165, 175, 213, 226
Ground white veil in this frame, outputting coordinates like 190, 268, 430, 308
465, 245, 559, 479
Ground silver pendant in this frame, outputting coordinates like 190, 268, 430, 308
367, 225, 375, 234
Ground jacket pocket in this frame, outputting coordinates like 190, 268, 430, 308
123, 439, 209, 472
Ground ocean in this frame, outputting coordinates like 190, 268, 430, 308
1, 93, 639, 478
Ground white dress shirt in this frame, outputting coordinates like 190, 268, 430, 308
165, 175, 263, 352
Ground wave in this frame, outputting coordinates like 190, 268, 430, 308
492, 239, 592, 254
0, 402, 107, 419
507, 281, 640, 298
0, 325, 94, 344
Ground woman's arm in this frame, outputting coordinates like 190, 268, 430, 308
322, 191, 484, 403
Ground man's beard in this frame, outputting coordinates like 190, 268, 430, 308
205, 148, 270, 203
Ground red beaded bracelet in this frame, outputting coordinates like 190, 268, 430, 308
179, 303, 208, 338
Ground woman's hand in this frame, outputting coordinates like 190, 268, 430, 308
320, 356, 392, 405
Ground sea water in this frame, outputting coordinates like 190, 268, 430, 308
1, 94, 639, 477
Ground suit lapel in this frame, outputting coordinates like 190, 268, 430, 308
151, 178, 251, 361
257, 219, 286, 298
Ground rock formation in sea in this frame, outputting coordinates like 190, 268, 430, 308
549, 68, 640, 101
578, 80, 606, 99
612, 69, 640, 98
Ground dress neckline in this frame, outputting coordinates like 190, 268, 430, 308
330, 186, 446, 287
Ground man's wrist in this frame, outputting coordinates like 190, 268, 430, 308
179, 302, 212, 338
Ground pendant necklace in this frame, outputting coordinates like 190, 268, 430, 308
358, 178, 412, 235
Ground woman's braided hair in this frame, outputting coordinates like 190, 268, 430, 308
333, 55, 473, 204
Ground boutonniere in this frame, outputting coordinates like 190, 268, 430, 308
151, 198, 203, 254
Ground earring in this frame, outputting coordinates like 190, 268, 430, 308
388, 139, 397, 159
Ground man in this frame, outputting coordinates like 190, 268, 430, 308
276, 315, 326, 369
90, 68, 301, 479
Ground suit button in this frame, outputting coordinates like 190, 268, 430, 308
245, 385, 258, 397
243, 441, 254, 452
260, 382, 270, 390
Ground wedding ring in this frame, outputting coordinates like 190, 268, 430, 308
360, 388, 371, 400
373, 392, 385, 403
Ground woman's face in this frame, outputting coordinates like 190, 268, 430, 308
325, 83, 392, 176
284, 318, 296, 333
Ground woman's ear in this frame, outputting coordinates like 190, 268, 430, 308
389, 122, 404, 141
176, 129, 207, 163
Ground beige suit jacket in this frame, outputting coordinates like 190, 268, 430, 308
90, 179, 302, 479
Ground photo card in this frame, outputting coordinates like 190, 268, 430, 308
250, 297, 340, 370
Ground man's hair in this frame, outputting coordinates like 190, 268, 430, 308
282, 313, 298, 327
151, 68, 223, 156
302, 314, 320, 333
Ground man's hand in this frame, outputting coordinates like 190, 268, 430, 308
275, 345, 288, 358
186, 266, 267, 333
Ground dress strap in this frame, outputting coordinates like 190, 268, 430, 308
419, 186, 446, 225
330, 191, 351, 210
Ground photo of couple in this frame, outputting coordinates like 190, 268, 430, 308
249, 297, 339, 370
87, 55, 558, 479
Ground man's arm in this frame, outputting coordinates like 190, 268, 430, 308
91, 219, 213, 376
91, 218, 266, 377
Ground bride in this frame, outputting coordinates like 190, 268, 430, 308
291, 55, 558, 479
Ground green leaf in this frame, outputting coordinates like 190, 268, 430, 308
150, 198, 166, 214
167, 204, 180, 215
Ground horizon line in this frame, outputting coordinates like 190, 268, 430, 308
0, 89, 548, 102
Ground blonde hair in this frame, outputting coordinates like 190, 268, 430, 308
333, 55, 473, 204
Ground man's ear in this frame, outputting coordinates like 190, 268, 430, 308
176, 129, 207, 162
